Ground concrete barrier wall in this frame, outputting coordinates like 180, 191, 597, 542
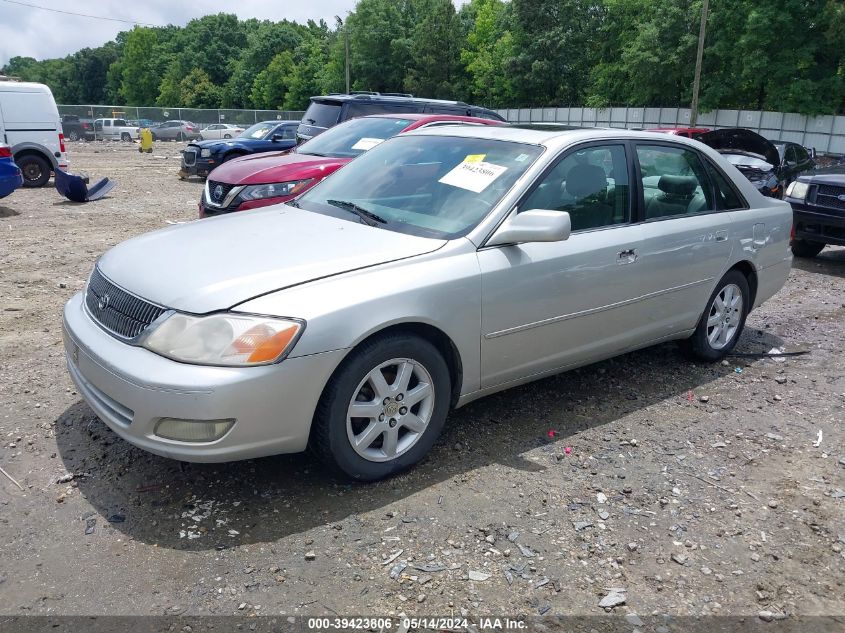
495, 107, 845, 155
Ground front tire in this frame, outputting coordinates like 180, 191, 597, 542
311, 334, 451, 481
685, 270, 750, 361
120, 132, 131, 142
17, 154, 51, 187
791, 239, 825, 258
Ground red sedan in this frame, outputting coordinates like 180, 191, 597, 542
199, 113, 504, 217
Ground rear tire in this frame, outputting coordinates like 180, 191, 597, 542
684, 270, 750, 362
67, 130, 80, 141
791, 239, 825, 258
120, 132, 131, 142
16, 154, 51, 188
311, 334, 451, 481
223, 134, 232, 139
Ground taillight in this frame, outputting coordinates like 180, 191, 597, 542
59, 133, 66, 153
0, 146, 12, 158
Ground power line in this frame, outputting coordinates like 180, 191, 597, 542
0, 0, 164, 27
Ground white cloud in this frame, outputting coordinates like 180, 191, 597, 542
0, 0, 361, 66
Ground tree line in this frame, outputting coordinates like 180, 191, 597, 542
2, 0, 844, 115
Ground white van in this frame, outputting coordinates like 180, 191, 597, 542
0, 80, 68, 187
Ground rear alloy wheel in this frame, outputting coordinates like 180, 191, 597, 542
223, 134, 232, 139
67, 130, 80, 141
312, 334, 451, 481
790, 239, 825, 258
685, 270, 749, 361
16, 154, 51, 188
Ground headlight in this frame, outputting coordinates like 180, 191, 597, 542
239, 180, 313, 201
143, 313, 303, 366
200, 149, 211, 158
785, 181, 808, 200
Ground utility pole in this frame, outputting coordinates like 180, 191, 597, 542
336, 15, 351, 94
690, 0, 709, 127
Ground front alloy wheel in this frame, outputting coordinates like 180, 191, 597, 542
347, 358, 435, 462
312, 334, 451, 481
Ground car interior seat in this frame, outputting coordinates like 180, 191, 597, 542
645, 175, 699, 218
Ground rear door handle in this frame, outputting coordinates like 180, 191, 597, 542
617, 248, 638, 264
715, 230, 728, 242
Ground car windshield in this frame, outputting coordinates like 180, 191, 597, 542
302, 101, 342, 128
242, 122, 277, 139
297, 117, 413, 158
295, 135, 543, 239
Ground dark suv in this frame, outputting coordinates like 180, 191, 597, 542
296, 92, 505, 143
784, 165, 845, 258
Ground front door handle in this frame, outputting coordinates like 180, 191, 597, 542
617, 248, 638, 264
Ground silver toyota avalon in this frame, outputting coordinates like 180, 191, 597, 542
62, 127, 793, 480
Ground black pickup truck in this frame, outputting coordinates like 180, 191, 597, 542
61, 115, 94, 141
784, 164, 845, 257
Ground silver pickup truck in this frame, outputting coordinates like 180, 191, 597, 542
93, 118, 139, 141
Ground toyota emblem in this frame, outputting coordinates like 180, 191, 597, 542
98, 293, 110, 311
213, 184, 224, 201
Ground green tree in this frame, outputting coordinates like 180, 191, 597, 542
404, 0, 464, 98
459, 0, 516, 106
250, 51, 295, 109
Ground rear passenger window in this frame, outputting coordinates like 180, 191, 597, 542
521, 144, 629, 232
636, 145, 714, 219
704, 160, 746, 210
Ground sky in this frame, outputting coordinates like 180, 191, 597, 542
0, 0, 386, 66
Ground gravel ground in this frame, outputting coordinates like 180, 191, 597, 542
0, 142, 843, 621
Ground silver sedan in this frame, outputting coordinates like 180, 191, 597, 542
62, 127, 793, 480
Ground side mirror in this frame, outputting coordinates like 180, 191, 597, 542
487, 210, 571, 247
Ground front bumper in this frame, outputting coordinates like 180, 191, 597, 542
180, 155, 217, 178
62, 292, 344, 462
787, 199, 845, 246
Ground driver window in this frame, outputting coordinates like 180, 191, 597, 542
521, 144, 629, 231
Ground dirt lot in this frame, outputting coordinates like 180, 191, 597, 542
0, 142, 843, 622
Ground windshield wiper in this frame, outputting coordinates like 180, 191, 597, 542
326, 199, 387, 227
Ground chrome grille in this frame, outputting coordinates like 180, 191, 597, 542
85, 267, 165, 339
182, 148, 197, 166
814, 184, 845, 211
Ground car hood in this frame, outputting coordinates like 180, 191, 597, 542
697, 128, 781, 168
799, 165, 845, 185
208, 151, 351, 185
189, 139, 245, 151
97, 206, 446, 313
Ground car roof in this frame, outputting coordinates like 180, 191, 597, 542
406, 125, 716, 151
311, 93, 471, 107
361, 113, 502, 123
257, 120, 300, 125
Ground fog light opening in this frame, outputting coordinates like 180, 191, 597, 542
154, 418, 235, 443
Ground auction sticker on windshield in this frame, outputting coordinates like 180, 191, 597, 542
351, 137, 384, 151
439, 159, 507, 193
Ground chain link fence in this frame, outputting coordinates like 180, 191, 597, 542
58, 104, 305, 127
